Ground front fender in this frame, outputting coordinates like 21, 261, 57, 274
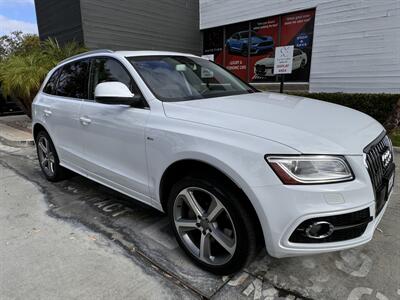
145, 117, 300, 253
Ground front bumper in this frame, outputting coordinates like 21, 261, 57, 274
250, 155, 394, 258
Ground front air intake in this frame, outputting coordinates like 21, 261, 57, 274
289, 208, 372, 243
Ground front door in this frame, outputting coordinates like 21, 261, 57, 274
79, 57, 151, 199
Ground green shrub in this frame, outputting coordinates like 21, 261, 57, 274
290, 93, 399, 126
0, 35, 86, 117
389, 129, 400, 147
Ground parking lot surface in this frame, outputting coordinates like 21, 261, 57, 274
0, 142, 399, 300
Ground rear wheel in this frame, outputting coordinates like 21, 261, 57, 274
35, 131, 69, 182
168, 176, 258, 274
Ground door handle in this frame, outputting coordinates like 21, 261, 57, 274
43, 109, 52, 117
79, 116, 92, 126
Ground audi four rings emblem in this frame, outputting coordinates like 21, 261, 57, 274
382, 149, 392, 168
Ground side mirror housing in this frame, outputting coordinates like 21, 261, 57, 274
95, 82, 143, 107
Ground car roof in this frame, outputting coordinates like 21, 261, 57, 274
115, 50, 197, 58
57, 50, 198, 66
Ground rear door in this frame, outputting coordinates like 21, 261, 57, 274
79, 57, 151, 199
42, 59, 90, 172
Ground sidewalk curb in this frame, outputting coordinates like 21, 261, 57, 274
0, 137, 34, 148
0, 120, 34, 148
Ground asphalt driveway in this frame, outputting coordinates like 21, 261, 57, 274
0, 142, 399, 300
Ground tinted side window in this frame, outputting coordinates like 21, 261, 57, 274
43, 68, 61, 95
56, 59, 90, 99
89, 58, 139, 100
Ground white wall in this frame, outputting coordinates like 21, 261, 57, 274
200, 0, 400, 93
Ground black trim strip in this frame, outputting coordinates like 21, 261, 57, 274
363, 130, 387, 153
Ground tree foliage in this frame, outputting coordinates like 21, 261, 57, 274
0, 33, 86, 117
0, 31, 40, 59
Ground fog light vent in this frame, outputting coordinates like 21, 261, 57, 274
289, 208, 372, 243
305, 221, 334, 239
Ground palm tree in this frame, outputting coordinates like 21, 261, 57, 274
42, 38, 86, 65
0, 37, 86, 117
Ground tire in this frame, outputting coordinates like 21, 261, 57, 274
35, 130, 70, 182
168, 175, 259, 275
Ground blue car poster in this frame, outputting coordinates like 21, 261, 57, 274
224, 21, 249, 81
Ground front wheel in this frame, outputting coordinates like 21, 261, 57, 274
168, 176, 258, 274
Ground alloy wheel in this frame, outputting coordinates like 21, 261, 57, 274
173, 187, 237, 266
37, 136, 55, 177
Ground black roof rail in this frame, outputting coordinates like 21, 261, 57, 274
57, 49, 114, 65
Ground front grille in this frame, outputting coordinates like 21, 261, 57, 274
289, 208, 372, 243
364, 133, 395, 215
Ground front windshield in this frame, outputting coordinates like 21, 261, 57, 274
127, 56, 256, 102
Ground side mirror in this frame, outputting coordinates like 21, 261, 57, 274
95, 82, 142, 107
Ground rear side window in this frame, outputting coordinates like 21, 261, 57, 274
56, 59, 90, 99
43, 68, 61, 95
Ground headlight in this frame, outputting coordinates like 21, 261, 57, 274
265, 155, 354, 184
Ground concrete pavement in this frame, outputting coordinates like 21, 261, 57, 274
0, 160, 196, 299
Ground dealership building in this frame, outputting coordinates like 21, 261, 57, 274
34, 0, 400, 94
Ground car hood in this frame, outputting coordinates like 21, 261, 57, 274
162, 93, 384, 155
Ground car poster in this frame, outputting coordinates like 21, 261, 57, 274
202, 9, 316, 84
224, 21, 250, 81
280, 9, 315, 82
249, 16, 279, 82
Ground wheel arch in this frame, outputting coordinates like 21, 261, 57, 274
33, 122, 48, 141
32, 122, 59, 154
158, 159, 265, 244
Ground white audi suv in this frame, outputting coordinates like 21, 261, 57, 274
32, 50, 395, 274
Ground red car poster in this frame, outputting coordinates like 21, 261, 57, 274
224, 21, 249, 81
249, 16, 279, 82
